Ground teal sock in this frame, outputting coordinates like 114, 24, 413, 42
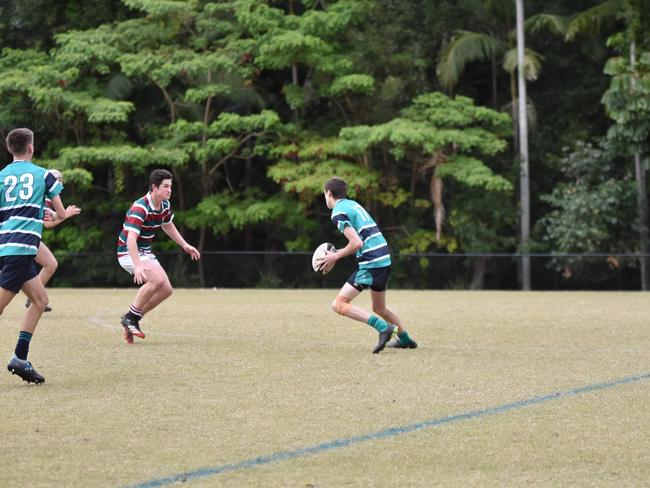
367, 315, 388, 333
397, 330, 412, 345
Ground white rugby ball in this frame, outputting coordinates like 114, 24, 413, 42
312, 242, 336, 273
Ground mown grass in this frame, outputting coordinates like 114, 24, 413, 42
1, 289, 649, 487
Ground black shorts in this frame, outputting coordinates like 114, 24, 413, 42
346, 266, 391, 292
0, 255, 39, 293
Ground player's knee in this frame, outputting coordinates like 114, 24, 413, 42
45, 259, 58, 273
162, 283, 173, 298
331, 295, 351, 316
32, 294, 48, 311
149, 274, 165, 288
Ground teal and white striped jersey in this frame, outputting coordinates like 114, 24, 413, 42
331, 198, 391, 269
0, 160, 62, 256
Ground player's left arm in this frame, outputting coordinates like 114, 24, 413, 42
162, 222, 201, 260
47, 195, 67, 223
44, 204, 81, 229
319, 226, 362, 272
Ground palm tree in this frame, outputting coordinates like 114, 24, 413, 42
566, 0, 649, 290
436, 9, 564, 107
436, 4, 565, 290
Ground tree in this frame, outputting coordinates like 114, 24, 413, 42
435, 1, 564, 111
601, 49, 650, 285
0, 0, 634, 289
537, 140, 634, 282
271, 91, 513, 287
566, 0, 650, 289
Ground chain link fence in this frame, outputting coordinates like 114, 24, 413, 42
46, 251, 649, 290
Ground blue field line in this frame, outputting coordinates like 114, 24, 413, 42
124, 371, 650, 488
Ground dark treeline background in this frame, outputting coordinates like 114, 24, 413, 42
1, 0, 649, 289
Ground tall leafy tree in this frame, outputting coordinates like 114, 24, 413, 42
0, 0, 636, 289
436, 1, 564, 109
566, 0, 650, 288
436, 1, 565, 290
270, 91, 513, 287
537, 140, 634, 281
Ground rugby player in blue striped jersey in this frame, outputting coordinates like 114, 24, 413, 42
320, 177, 417, 353
117, 169, 200, 344
2, 128, 69, 383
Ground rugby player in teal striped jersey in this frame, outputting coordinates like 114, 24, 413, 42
320, 177, 417, 353
2, 128, 69, 383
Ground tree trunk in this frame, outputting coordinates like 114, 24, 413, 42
491, 53, 498, 109
430, 173, 444, 241
630, 41, 649, 290
171, 167, 186, 211
634, 152, 649, 290
516, 0, 531, 290
245, 139, 253, 251
510, 71, 519, 155
470, 256, 488, 290
409, 161, 417, 209
198, 226, 206, 287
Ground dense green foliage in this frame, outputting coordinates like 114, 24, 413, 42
1, 0, 649, 288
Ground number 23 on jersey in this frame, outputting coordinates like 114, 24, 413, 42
3, 174, 34, 202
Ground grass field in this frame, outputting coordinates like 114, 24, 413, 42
1, 289, 650, 487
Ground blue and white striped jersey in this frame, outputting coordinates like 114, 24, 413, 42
0, 160, 62, 256
331, 198, 391, 269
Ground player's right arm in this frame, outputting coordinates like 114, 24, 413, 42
123, 203, 149, 284
320, 226, 362, 273
126, 231, 149, 285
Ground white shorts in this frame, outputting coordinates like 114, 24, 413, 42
118, 252, 159, 275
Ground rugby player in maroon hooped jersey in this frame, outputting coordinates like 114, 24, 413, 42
117, 169, 200, 344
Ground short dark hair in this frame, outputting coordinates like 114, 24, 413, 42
324, 177, 347, 199
149, 168, 173, 189
6, 128, 34, 156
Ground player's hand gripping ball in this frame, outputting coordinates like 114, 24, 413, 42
312, 242, 336, 274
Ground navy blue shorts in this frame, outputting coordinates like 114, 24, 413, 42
0, 255, 39, 293
346, 266, 391, 292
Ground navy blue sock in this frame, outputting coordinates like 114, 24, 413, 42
15, 331, 33, 360
126, 304, 143, 322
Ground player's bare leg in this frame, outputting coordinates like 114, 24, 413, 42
0, 278, 45, 330
331, 283, 366, 321
6, 277, 48, 383
36, 243, 58, 286
139, 263, 173, 315
131, 277, 163, 312
370, 290, 404, 331
25, 243, 56, 311
122, 262, 170, 342
0, 287, 16, 316
331, 283, 395, 353
371, 290, 417, 349
20, 277, 49, 333
120, 267, 162, 341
